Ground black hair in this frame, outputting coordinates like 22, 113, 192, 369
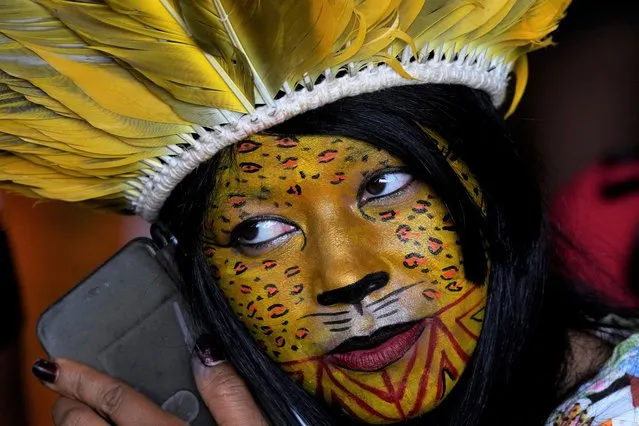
160, 85, 610, 425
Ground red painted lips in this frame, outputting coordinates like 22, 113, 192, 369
327, 321, 425, 371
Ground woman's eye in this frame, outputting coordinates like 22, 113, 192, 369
233, 220, 296, 247
362, 171, 413, 202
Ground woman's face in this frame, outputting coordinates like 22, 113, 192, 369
203, 134, 487, 424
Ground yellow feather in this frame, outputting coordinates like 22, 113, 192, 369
139, 79, 244, 127
351, 20, 417, 67
39, 0, 254, 111
0, 118, 154, 156
178, 0, 253, 93
316, 10, 368, 74
24, 45, 190, 124
506, 55, 528, 117
397, 0, 426, 26
18, 153, 153, 177
1, 1, 193, 125
408, 2, 476, 47
0, 154, 130, 201
213, 0, 360, 97
0, 133, 169, 175
0, 83, 56, 120
358, 0, 401, 29
0, 0, 572, 209
474, 0, 535, 39
0, 34, 191, 139
0, 69, 78, 118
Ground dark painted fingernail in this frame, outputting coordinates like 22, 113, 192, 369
32, 359, 59, 383
195, 334, 225, 367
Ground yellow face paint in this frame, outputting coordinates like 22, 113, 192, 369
203, 135, 488, 423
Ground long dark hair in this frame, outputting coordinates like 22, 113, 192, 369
159, 85, 606, 425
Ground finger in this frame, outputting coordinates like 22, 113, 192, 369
32, 358, 184, 426
193, 335, 268, 426
53, 397, 109, 426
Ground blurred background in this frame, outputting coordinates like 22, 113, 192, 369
1, 1, 638, 424
0, 196, 148, 426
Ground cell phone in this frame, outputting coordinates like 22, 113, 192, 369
37, 236, 215, 425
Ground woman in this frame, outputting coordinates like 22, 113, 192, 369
2, 1, 637, 425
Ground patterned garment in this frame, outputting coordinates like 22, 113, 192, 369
547, 334, 639, 426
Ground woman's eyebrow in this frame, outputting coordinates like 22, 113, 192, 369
219, 187, 275, 207
243, 186, 274, 201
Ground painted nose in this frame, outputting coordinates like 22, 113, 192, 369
309, 199, 390, 304
317, 271, 389, 307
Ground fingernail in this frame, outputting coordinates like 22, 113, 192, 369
195, 334, 225, 367
32, 359, 59, 384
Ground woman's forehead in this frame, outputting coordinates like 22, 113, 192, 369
213, 134, 404, 193
236, 134, 393, 162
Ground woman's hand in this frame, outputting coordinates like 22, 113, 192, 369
31, 335, 268, 426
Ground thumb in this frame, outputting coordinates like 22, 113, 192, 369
192, 335, 268, 426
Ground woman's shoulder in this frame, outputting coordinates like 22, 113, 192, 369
547, 334, 639, 426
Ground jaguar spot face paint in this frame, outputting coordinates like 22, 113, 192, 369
203, 135, 488, 424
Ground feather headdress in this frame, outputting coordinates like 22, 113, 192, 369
0, 0, 571, 220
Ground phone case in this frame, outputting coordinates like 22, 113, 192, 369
37, 238, 215, 425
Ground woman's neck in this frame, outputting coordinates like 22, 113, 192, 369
560, 330, 613, 395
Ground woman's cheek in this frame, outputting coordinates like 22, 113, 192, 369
362, 197, 436, 260
210, 253, 320, 361
363, 190, 461, 274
